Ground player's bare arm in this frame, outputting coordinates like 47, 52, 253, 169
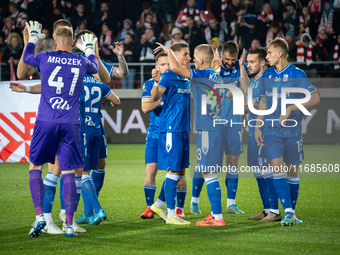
10, 82, 41, 94
105, 91, 121, 107
212, 48, 222, 74
17, 27, 37, 79
255, 97, 266, 146
279, 92, 320, 123
239, 48, 249, 94
92, 41, 111, 83
154, 42, 191, 79
109, 42, 129, 78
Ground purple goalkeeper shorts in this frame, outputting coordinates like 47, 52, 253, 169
29, 121, 84, 170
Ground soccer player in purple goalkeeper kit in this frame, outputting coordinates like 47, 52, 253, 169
23, 21, 99, 237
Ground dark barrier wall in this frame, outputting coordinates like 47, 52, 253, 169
101, 98, 340, 144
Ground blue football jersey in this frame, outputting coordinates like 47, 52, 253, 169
220, 60, 248, 121
79, 59, 114, 136
259, 64, 317, 137
247, 73, 263, 136
158, 70, 191, 133
190, 68, 225, 131
142, 78, 166, 139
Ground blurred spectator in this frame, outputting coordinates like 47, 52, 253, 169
182, 15, 205, 58
135, 28, 157, 81
0, 34, 7, 53
136, 13, 161, 41
165, 27, 187, 47
34, 27, 56, 53
44, 4, 66, 35
332, 33, 340, 74
316, 26, 329, 60
158, 22, 173, 44
250, 38, 261, 50
235, 12, 258, 51
8, 3, 28, 32
175, 0, 208, 28
2, 32, 23, 80
92, 2, 117, 38
151, 0, 176, 23
137, 1, 158, 28
99, 23, 114, 61
224, 0, 247, 32
319, 0, 334, 36
308, 0, 321, 13
70, 2, 92, 31
121, 33, 137, 89
64, 0, 75, 19
258, 1, 274, 28
204, 17, 225, 46
118, 19, 135, 43
266, 21, 285, 46
293, 33, 325, 65
333, 0, 340, 35
74, 20, 88, 38
281, 2, 300, 42
299, 6, 311, 34
19, 0, 40, 21
210, 37, 221, 51
2, 16, 22, 43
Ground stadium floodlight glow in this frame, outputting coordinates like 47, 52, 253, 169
201, 83, 313, 116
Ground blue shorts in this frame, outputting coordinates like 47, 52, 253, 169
223, 122, 243, 155
145, 137, 158, 164
264, 135, 304, 165
30, 121, 84, 170
99, 123, 107, 159
82, 132, 101, 172
158, 132, 189, 172
196, 130, 224, 173
247, 136, 268, 168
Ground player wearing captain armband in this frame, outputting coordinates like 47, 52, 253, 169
23, 20, 98, 237
255, 38, 320, 226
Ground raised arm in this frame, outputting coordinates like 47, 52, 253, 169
150, 67, 166, 101
17, 27, 37, 79
153, 42, 191, 79
239, 49, 249, 94
92, 41, 110, 83
110, 42, 129, 78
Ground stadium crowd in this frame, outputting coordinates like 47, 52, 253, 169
1, 0, 339, 85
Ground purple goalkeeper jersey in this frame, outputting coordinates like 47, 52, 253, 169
23, 42, 99, 124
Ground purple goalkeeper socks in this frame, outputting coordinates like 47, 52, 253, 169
62, 173, 77, 225
29, 169, 44, 215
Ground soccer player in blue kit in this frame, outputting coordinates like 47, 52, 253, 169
245, 48, 280, 222
255, 38, 320, 226
141, 52, 189, 220
190, 40, 248, 215
150, 43, 191, 225
23, 22, 99, 237
72, 30, 121, 225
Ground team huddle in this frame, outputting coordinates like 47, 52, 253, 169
11, 17, 319, 236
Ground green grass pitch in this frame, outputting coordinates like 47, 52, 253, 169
0, 144, 339, 254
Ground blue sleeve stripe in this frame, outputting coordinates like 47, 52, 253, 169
142, 95, 151, 98
104, 91, 112, 98
159, 85, 166, 90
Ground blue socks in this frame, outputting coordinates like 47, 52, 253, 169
92, 168, 105, 196
176, 189, 187, 210
205, 175, 222, 218
82, 174, 102, 214
43, 173, 60, 214
253, 169, 270, 210
263, 170, 279, 212
192, 171, 204, 203
273, 173, 293, 213
164, 173, 179, 210
287, 176, 299, 211
225, 169, 239, 201
143, 185, 156, 207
